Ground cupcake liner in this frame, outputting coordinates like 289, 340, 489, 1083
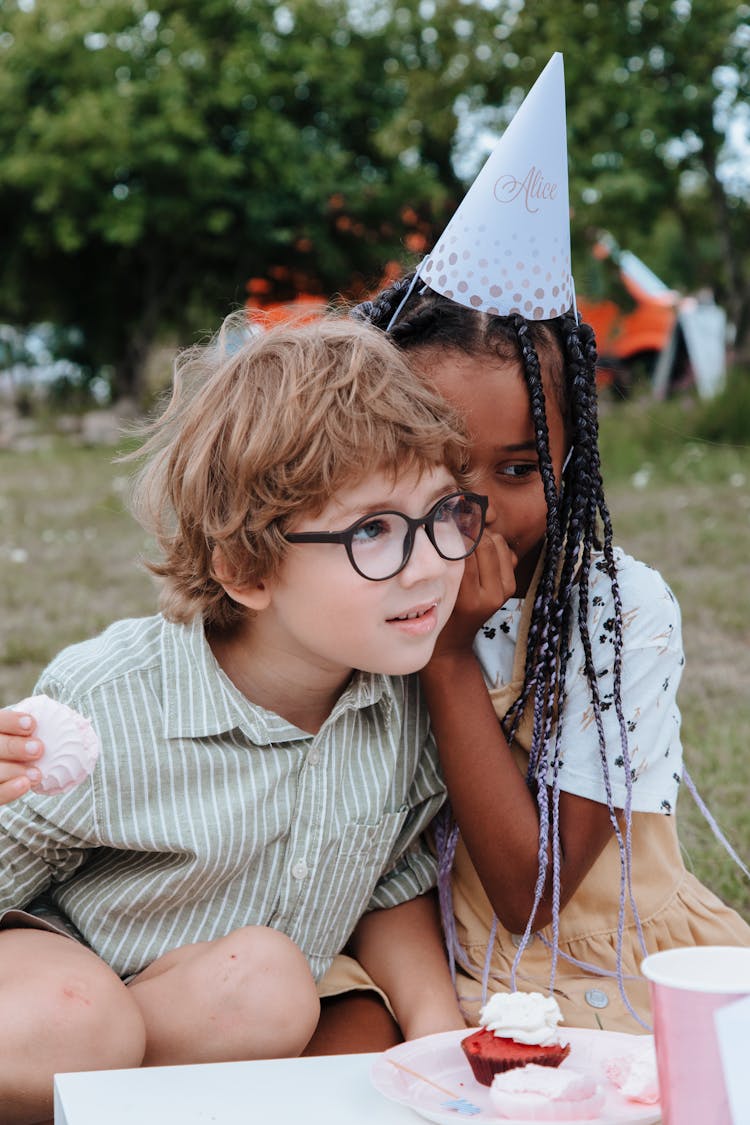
461, 1029, 571, 1087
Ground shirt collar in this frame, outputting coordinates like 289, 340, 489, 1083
160, 616, 397, 745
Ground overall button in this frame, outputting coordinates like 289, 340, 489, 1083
291, 860, 309, 880
307, 748, 321, 766
585, 988, 609, 1009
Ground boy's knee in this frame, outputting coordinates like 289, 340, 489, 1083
140, 925, 320, 1058
25, 949, 145, 1069
0, 931, 145, 1121
201, 926, 320, 1053
50, 954, 146, 1065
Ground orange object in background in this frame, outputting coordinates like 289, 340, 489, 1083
244, 260, 405, 329
245, 272, 327, 328
245, 239, 691, 397
246, 292, 328, 328
577, 236, 680, 392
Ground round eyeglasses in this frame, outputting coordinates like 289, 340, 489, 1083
284, 491, 488, 581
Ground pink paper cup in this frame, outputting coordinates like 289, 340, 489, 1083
642, 946, 750, 1125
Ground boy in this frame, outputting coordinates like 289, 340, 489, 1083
0, 316, 486, 1124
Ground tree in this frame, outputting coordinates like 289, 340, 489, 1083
1, 0, 748, 399
0, 0, 505, 399
503, 0, 750, 347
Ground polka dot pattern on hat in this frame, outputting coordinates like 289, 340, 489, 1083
421, 228, 572, 321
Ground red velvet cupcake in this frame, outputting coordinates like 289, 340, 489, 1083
461, 1027, 571, 1087
461, 991, 570, 1088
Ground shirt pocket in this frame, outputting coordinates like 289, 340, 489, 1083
306, 807, 410, 960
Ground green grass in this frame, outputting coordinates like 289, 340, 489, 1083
0, 438, 157, 697
598, 388, 750, 917
1, 398, 748, 920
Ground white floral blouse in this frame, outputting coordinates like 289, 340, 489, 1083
473, 548, 684, 814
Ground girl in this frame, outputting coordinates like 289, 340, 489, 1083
354, 277, 750, 1032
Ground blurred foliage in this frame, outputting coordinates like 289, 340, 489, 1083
0, 0, 748, 399
0, 321, 106, 410
0, 0, 500, 397
506, 0, 750, 344
598, 368, 750, 481
692, 367, 750, 445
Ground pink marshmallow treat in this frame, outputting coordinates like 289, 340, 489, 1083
489, 1063, 605, 1120
12, 694, 100, 795
605, 1037, 660, 1104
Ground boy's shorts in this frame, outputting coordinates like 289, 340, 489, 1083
317, 953, 395, 1018
0, 894, 88, 944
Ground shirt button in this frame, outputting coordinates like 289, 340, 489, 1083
511, 933, 534, 948
308, 748, 321, 766
291, 860, 308, 880
585, 988, 609, 1009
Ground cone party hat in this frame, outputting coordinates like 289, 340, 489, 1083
418, 53, 573, 321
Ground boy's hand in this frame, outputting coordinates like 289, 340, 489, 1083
433, 531, 517, 658
0, 708, 43, 804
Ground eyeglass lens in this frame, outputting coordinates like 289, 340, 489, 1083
350, 494, 484, 580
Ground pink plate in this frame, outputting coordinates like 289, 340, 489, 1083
370, 1028, 661, 1125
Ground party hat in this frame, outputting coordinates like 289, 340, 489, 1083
418, 53, 573, 320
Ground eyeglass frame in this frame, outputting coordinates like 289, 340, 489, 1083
283, 490, 489, 582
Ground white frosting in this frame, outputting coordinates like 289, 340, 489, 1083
479, 991, 564, 1047
12, 695, 100, 795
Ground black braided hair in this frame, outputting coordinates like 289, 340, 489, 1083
354, 276, 645, 1022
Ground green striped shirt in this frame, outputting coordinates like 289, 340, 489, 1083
0, 614, 445, 980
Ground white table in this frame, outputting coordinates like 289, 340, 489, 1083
54, 1052, 420, 1124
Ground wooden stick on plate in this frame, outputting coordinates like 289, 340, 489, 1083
386, 1059, 460, 1098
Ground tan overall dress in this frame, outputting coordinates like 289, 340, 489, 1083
450, 584, 750, 1032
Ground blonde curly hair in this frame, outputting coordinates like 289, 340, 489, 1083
128, 312, 470, 629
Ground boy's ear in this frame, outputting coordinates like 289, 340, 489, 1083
211, 546, 272, 611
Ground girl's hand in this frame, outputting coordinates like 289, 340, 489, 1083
0, 708, 43, 804
435, 531, 517, 658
